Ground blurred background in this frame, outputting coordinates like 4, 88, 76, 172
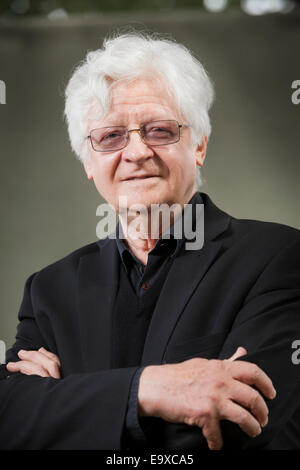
0, 0, 299, 351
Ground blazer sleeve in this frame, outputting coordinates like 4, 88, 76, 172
0, 274, 139, 450
217, 237, 300, 449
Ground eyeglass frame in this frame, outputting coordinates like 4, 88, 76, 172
86, 120, 190, 152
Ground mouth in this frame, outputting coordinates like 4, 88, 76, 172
124, 175, 160, 181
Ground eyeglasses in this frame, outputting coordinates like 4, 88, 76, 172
86, 120, 189, 152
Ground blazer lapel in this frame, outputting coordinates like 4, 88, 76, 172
77, 237, 119, 372
141, 192, 231, 366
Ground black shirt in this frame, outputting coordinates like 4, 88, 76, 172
114, 191, 203, 445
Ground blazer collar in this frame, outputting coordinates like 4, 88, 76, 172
200, 192, 231, 242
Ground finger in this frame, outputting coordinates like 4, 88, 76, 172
38, 347, 61, 367
228, 347, 247, 362
18, 350, 60, 379
220, 400, 262, 438
230, 379, 269, 427
201, 417, 223, 451
6, 360, 50, 377
230, 361, 276, 400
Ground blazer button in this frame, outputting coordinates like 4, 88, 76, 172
141, 281, 150, 290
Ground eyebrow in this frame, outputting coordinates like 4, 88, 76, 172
96, 116, 174, 127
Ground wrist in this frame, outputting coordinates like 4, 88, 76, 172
137, 364, 165, 418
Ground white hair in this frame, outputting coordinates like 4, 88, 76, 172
64, 31, 214, 189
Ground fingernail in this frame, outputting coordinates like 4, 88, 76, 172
262, 417, 268, 427
7, 362, 16, 368
18, 350, 26, 355
253, 428, 261, 438
270, 388, 276, 399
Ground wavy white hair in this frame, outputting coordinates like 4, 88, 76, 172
64, 31, 214, 189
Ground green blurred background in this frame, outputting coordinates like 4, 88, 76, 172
0, 0, 300, 351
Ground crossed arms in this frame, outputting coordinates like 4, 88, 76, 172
6, 345, 275, 450
1, 236, 300, 449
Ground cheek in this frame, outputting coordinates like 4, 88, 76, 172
91, 155, 116, 186
181, 144, 197, 172
168, 147, 196, 180
94, 173, 114, 198
90, 157, 122, 205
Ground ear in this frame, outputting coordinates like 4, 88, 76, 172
83, 161, 94, 180
195, 136, 207, 167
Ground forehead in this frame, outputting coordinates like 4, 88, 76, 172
88, 77, 182, 126
110, 77, 167, 103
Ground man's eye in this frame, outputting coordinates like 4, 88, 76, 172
102, 132, 122, 140
148, 127, 171, 135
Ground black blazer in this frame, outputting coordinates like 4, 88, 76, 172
1, 192, 300, 450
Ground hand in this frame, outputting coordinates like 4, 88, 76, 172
138, 346, 276, 450
6, 348, 61, 379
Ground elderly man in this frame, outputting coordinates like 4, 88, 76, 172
1, 32, 300, 451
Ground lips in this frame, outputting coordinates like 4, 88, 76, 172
123, 175, 159, 181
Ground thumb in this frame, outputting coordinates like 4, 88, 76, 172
228, 346, 247, 361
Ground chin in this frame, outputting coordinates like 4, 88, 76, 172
117, 190, 160, 209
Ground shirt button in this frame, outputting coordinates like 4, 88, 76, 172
141, 281, 151, 290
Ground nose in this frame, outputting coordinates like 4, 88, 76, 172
121, 129, 154, 162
